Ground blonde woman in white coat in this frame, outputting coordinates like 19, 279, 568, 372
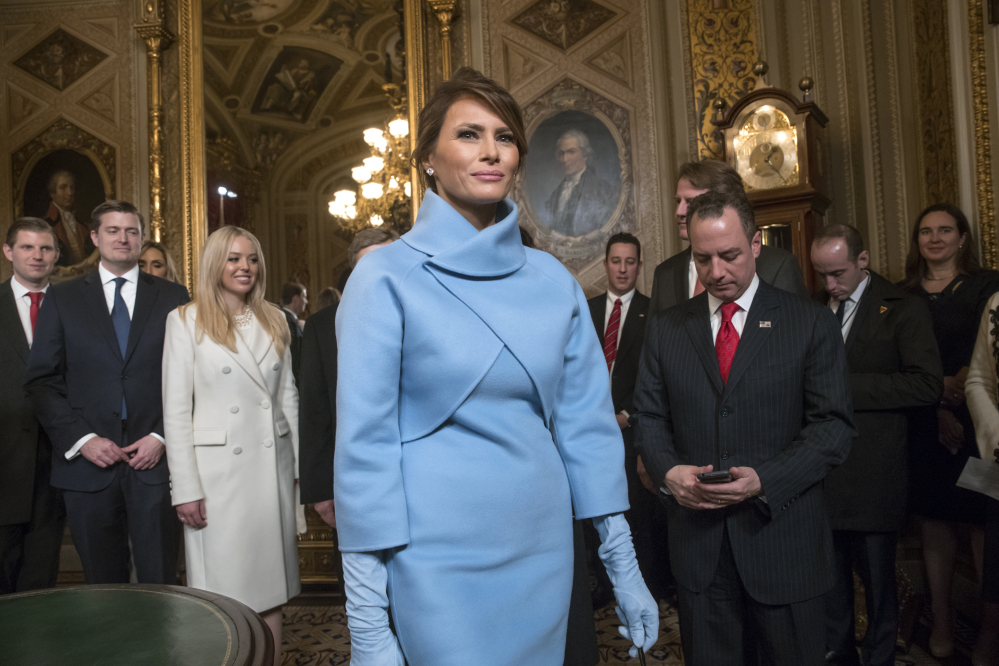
162, 225, 300, 663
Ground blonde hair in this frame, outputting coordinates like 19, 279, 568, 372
140, 241, 179, 282
181, 226, 290, 357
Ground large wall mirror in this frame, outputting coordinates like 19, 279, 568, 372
176, 0, 423, 301
174, 0, 426, 587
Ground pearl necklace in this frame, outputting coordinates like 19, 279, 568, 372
233, 306, 254, 328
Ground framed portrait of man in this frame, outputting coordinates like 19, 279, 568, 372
515, 79, 635, 273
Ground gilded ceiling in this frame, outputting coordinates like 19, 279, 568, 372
202, 0, 401, 175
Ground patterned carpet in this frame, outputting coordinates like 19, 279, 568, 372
279, 601, 973, 665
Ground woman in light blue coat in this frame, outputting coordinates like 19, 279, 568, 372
335, 68, 657, 665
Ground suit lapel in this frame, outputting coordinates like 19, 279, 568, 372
675, 249, 690, 304
85, 271, 124, 360
723, 284, 779, 396
218, 328, 269, 393
0, 281, 29, 363
590, 295, 606, 339
616, 293, 646, 359
123, 273, 157, 365
846, 275, 891, 354
683, 295, 724, 395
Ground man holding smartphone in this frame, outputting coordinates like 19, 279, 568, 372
633, 190, 854, 665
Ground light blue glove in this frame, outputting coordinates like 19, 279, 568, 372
594, 512, 659, 658
341, 550, 406, 666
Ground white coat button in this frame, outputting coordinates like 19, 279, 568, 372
230, 405, 239, 413
264, 438, 274, 448
261, 400, 271, 409
222, 366, 231, 374
272, 363, 280, 371
233, 447, 242, 455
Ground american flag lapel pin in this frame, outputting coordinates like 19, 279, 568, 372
759, 321, 771, 328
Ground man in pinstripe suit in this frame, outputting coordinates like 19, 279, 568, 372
633, 190, 855, 665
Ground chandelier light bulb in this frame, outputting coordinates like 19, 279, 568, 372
345, 205, 357, 219
370, 214, 384, 227
404, 182, 411, 197
361, 182, 384, 199
218, 186, 228, 195
363, 156, 385, 173
352, 167, 371, 183
227, 191, 237, 198
388, 118, 409, 138
334, 190, 356, 205
388, 176, 399, 190
363, 128, 385, 146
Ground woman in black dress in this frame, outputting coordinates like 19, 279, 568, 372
900, 203, 999, 660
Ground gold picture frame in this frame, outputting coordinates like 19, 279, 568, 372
176, 0, 428, 291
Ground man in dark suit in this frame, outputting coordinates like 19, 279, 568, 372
25, 200, 189, 585
811, 225, 943, 666
586, 232, 670, 603
280, 281, 307, 384
0, 217, 66, 593
648, 160, 807, 317
633, 190, 854, 665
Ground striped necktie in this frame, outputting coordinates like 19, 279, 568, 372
603, 298, 622, 371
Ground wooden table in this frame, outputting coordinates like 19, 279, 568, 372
0, 584, 273, 665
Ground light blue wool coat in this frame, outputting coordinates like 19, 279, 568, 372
334, 190, 629, 665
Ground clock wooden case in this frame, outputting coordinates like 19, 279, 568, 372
715, 85, 829, 292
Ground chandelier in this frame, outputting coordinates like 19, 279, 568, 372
329, 83, 413, 234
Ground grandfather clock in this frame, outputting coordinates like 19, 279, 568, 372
714, 64, 829, 292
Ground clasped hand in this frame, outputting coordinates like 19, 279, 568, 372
80, 434, 164, 470
664, 464, 761, 510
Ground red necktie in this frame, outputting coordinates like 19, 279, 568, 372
28, 292, 44, 333
715, 302, 741, 384
603, 298, 622, 370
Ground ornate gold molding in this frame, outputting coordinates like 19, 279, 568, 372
178, 0, 207, 294
427, 0, 457, 82
685, 0, 759, 160
405, 0, 428, 217
861, 0, 889, 272
135, 5, 174, 244
969, 0, 997, 269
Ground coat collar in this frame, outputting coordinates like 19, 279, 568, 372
0, 280, 29, 363
402, 189, 526, 277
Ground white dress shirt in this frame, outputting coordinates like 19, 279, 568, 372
687, 255, 700, 299
829, 272, 870, 341
10, 276, 48, 348
67, 262, 162, 460
706, 274, 760, 342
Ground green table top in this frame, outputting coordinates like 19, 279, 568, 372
0, 585, 260, 666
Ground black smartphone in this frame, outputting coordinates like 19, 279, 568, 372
697, 470, 733, 484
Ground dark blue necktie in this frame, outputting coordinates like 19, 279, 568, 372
111, 277, 130, 418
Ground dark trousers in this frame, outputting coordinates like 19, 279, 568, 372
0, 446, 65, 594
624, 436, 672, 600
62, 459, 177, 585
982, 499, 999, 602
676, 529, 825, 666
564, 519, 599, 666
824, 531, 898, 666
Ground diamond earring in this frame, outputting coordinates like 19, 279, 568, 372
426, 168, 435, 176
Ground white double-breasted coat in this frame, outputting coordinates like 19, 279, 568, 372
162, 304, 301, 612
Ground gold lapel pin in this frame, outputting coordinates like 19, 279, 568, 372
880, 306, 888, 314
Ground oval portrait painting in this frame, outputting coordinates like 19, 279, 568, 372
524, 110, 622, 238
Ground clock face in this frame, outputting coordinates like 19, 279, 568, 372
732, 105, 800, 191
